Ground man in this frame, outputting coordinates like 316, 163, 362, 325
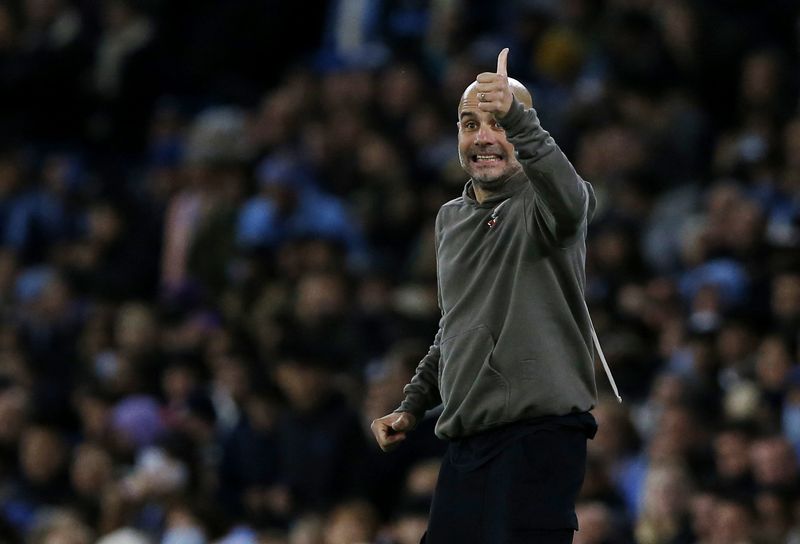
371, 49, 611, 543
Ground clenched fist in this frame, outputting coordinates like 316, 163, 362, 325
371, 412, 417, 452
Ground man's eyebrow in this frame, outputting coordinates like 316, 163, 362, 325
459, 111, 477, 121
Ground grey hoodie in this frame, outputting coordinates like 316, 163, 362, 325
396, 98, 598, 440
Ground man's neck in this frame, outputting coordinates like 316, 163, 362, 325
472, 183, 492, 204
471, 169, 520, 204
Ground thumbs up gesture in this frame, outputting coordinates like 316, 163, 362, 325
476, 48, 513, 119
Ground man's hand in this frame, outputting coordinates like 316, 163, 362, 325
476, 48, 513, 119
370, 412, 417, 452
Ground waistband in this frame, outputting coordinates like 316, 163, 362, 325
447, 412, 597, 472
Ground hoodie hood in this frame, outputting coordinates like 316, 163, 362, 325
462, 169, 529, 208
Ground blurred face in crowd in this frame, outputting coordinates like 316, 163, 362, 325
33, 511, 93, 544
574, 502, 613, 544
658, 404, 701, 457
641, 463, 691, 520
211, 354, 250, 402
21, 426, 66, 484
689, 490, 717, 542
36, 275, 71, 322
710, 499, 754, 544
115, 303, 157, 355
750, 436, 797, 486
405, 459, 440, 497
457, 81, 529, 189
755, 336, 792, 391
713, 429, 751, 479
717, 321, 756, 366
740, 50, 781, 106
391, 513, 428, 544
70, 444, 113, 497
288, 515, 323, 544
771, 273, 800, 320
274, 361, 330, 412
161, 363, 197, 404
86, 204, 123, 246
323, 501, 378, 544
75, 392, 110, 441
0, 385, 28, 444
294, 272, 347, 323
0, 155, 21, 197
755, 490, 792, 539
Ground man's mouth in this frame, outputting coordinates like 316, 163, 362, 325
471, 153, 503, 163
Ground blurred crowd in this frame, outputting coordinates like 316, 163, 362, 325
0, 0, 799, 543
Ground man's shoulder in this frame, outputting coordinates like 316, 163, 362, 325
439, 195, 466, 210
435, 196, 468, 226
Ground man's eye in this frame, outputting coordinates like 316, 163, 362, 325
465, 122, 477, 130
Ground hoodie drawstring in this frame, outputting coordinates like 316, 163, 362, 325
584, 299, 622, 403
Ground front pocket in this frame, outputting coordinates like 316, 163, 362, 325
439, 325, 509, 425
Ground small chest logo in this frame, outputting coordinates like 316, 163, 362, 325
487, 199, 510, 230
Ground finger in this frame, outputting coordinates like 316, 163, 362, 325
386, 430, 406, 441
476, 90, 503, 103
477, 101, 493, 112
380, 433, 406, 451
380, 436, 405, 452
391, 413, 411, 431
476, 72, 499, 84
372, 421, 390, 440
497, 47, 509, 76
477, 100, 504, 113
475, 82, 504, 94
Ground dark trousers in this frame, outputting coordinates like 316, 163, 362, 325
421, 413, 596, 544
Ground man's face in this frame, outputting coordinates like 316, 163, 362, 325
458, 90, 520, 188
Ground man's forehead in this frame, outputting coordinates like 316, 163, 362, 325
459, 101, 481, 118
458, 83, 480, 116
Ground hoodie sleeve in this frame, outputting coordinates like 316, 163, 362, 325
395, 212, 444, 421
395, 324, 442, 422
499, 97, 596, 245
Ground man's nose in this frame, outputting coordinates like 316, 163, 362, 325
475, 124, 496, 145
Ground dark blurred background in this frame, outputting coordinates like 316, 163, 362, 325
0, 0, 799, 542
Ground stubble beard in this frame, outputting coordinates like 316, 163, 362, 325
472, 167, 518, 190
460, 151, 522, 193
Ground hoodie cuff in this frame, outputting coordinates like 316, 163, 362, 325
498, 96, 530, 134
394, 402, 424, 427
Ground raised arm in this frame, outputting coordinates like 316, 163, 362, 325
501, 98, 594, 242
475, 48, 595, 244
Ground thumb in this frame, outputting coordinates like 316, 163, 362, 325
496, 47, 509, 76
391, 413, 412, 431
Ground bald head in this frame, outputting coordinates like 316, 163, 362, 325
458, 78, 532, 117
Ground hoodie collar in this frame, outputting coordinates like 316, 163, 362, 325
462, 169, 528, 208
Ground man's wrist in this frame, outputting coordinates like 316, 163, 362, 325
498, 96, 528, 133
393, 406, 422, 427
